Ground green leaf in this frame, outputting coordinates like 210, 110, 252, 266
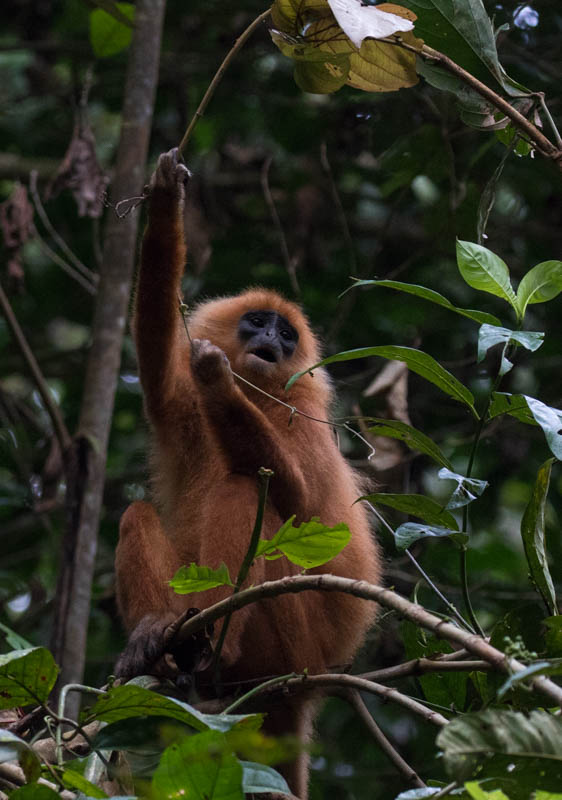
437, 709, 562, 790
241, 761, 291, 795
477, 324, 544, 363
0, 730, 41, 782
89, 685, 210, 729
287, 346, 478, 417
170, 562, 233, 594
350, 278, 501, 326
61, 768, 109, 798
488, 392, 537, 425
524, 396, 562, 460
153, 730, 244, 800
365, 418, 453, 469
8, 786, 62, 800
256, 517, 350, 568
89, 2, 134, 58
0, 648, 58, 708
438, 468, 488, 510
456, 240, 517, 314
516, 260, 562, 319
521, 459, 558, 616
465, 783, 511, 800
361, 492, 458, 529
394, 522, 468, 551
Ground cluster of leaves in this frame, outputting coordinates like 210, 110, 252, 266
0, 647, 294, 799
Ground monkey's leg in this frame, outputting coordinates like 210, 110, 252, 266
115, 501, 185, 679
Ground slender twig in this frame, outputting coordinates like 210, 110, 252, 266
0, 283, 71, 453
31, 223, 97, 294
56, 683, 106, 767
382, 36, 562, 168
166, 573, 562, 708
365, 500, 474, 632
212, 468, 273, 679
178, 9, 271, 155
29, 171, 99, 286
343, 689, 426, 787
224, 671, 299, 714
260, 156, 300, 296
320, 140, 357, 274
534, 92, 562, 148
282, 673, 448, 726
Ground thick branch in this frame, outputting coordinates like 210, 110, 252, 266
168, 575, 562, 708
51, 0, 167, 717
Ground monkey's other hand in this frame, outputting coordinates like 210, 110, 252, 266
191, 338, 234, 386
148, 148, 191, 203
114, 612, 176, 680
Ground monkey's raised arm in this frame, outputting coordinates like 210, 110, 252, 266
134, 150, 190, 418
191, 339, 309, 520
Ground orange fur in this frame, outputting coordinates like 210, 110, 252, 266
115, 150, 380, 799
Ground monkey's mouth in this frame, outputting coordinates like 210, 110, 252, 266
249, 347, 278, 364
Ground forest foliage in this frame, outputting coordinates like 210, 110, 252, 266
1, 0, 561, 798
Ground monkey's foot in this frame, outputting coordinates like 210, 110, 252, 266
115, 612, 176, 680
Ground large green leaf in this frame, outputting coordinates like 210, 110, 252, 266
153, 731, 244, 800
456, 241, 517, 313
89, 685, 210, 729
365, 418, 453, 469
256, 517, 350, 568
437, 709, 562, 791
287, 346, 478, 416
61, 768, 109, 798
521, 459, 557, 616
516, 261, 562, 320
349, 278, 501, 326
362, 492, 458, 529
0, 648, 58, 708
400, 0, 524, 95
170, 562, 233, 594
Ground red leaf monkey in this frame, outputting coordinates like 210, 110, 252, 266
115, 149, 381, 798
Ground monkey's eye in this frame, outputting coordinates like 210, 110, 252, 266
280, 330, 293, 341
250, 316, 264, 328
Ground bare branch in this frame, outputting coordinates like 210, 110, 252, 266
343, 689, 426, 787
168, 574, 562, 708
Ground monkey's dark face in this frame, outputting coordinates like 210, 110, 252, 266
237, 310, 299, 372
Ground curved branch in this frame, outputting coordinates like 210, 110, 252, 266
167, 574, 562, 708
383, 37, 562, 169
343, 689, 426, 788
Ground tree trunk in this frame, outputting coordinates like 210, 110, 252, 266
51, 0, 167, 716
